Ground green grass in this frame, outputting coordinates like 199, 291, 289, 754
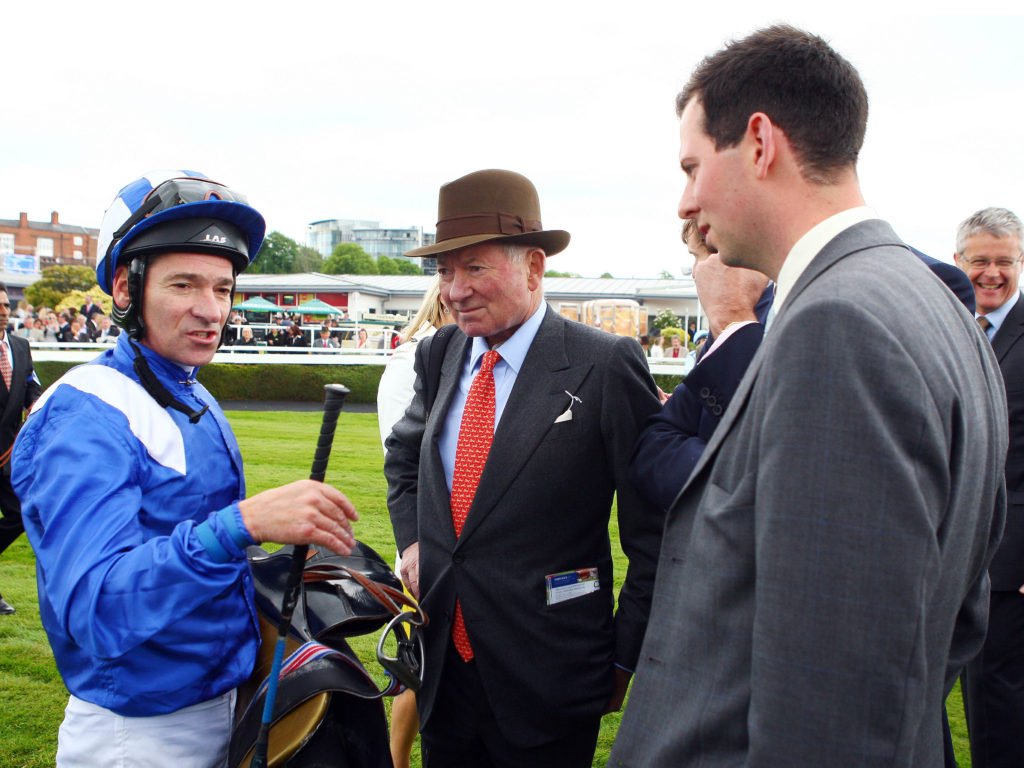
0, 411, 973, 766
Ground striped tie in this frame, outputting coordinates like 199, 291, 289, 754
0, 343, 11, 390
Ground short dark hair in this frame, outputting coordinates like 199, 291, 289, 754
676, 25, 868, 184
0, 282, 8, 294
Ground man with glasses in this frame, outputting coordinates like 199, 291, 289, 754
954, 207, 1024, 768
0, 282, 40, 615
11, 171, 360, 766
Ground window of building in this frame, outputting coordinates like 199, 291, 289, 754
36, 238, 54, 257
74, 250, 83, 260
0, 234, 13, 255
74, 235, 83, 246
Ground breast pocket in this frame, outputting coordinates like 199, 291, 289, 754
686, 473, 758, 587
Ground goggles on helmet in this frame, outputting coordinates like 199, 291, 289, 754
96, 170, 266, 298
108, 178, 252, 250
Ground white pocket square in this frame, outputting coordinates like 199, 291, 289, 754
554, 409, 573, 423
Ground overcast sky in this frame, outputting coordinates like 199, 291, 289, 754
3, 2, 1021, 278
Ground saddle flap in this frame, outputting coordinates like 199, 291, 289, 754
229, 642, 382, 768
248, 541, 404, 643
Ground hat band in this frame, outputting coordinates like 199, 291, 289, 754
435, 212, 542, 242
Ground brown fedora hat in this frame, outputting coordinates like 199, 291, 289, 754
405, 169, 570, 258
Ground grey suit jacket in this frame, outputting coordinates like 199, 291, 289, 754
610, 220, 1007, 767
385, 306, 664, 746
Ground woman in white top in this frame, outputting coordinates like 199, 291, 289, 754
375, 277, 452, 768
377, 279, 452, 447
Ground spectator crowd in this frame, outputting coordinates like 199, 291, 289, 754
4, 294, 120, 344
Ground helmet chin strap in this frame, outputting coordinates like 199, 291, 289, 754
128, 339, 209, 424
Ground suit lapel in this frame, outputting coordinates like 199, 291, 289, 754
456, 309, 593, 546
991, 294, 1024, 363
426, 332, 472, 543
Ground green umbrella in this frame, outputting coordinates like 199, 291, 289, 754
232, 296, 284, 312
295, 298, 344, 316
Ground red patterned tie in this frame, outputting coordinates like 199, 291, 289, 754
449, 349, 501, 661
0, 342, 11, 390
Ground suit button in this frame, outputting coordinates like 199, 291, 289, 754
713, 405, 723, 416
700, 387, 711, 398
453, 553, 464, 564
706, 395, 717, 406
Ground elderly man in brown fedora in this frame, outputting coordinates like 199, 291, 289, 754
384, 169, 665, 767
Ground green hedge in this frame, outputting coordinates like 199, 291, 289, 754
33, 360, 682, 405
653, 373, 684, 392
33, 360, 388, 404
197, 363, 385, 402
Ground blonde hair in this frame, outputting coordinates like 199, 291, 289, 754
400, 277, 450, 344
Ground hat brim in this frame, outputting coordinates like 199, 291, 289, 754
405, 229, 570, 259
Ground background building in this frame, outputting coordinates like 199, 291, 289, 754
0, 211, 99, 300
306, 218, 378, 259
236, 273, 704, 337
306, 218, 436, 274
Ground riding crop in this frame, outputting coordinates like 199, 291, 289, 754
250, 383, 350, 768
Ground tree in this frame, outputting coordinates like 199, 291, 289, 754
57, 290, 112, 317
652, 308, 681, 331
544, 270, 581, 278
599, 272, 614, 279
323, 243, 378, 275
657, 269, 676, 280
24, 265, 98, 310
375, 255, 425, 275
251, 231, 301, 274
295, 246, 323, 273
376, 255, 400, 275
395, 259, 422, 275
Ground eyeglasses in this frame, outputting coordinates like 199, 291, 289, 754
962, 257, 1023, 270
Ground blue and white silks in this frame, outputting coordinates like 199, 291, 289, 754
12, 333, 260, 716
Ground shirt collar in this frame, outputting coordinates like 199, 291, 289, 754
978, 291, 1021, 334
774, 206, 878, 311
113, 332, 198, 383
468, 299, 547, 375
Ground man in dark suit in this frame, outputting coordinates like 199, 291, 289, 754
0, 282, 42, 614
80, 295, 99, 319
385, 169, 664, 767
630, 220, 770, 511
611, 26, 1006, 766
953, 207, 1024, 768
632, 229, 975, 515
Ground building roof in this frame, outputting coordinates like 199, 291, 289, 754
0, 218, 98, 236
236, 272, 389, 297
237, 272, 697, 300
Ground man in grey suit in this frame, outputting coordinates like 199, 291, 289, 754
610, 25, 1007, 766
385, 169, 664, 767
954, 207, 1024, 768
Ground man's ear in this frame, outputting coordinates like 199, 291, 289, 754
747, 112, 777, 180
111, 264, 131, 309
526, 248, 546, 291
